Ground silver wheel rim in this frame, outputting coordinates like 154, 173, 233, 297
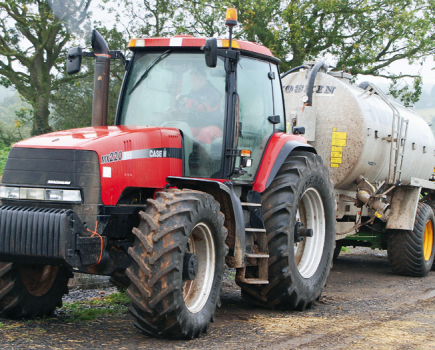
183, 222, 215, 313
294, 188, 326, 278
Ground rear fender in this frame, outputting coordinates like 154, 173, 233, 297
253, 133, 316, 193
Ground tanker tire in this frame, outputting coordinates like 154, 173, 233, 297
126, 189, 227, 339
424, 200, 435, 271
388, 202, 435, 277
0, 263, 72, 319
238, 151, 336, 310
333, 244, 342, 262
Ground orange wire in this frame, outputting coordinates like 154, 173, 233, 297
86, 221, 104, 265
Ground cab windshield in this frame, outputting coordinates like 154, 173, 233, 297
120, 51, 226, 178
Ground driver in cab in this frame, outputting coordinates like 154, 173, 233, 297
177, 67, 223, 144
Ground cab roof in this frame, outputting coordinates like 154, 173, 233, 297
128, 35, 279, 63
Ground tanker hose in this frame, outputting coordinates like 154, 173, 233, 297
305, 61, 329, 106
280, 65, 307, 79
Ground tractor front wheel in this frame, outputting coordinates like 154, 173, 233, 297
0, 263, 72, 318
126, 189, 227, 339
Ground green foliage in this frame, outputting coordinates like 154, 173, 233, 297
231, 0, 434, 103
61, 291, 130, 322
0, 0, 92, 135
50, 25, 126, 130
0, 143, 12, 176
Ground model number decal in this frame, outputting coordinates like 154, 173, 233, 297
101, 150, 122, 164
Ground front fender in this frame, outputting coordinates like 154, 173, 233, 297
252, 133, 316, 193
166, 176, 245, 268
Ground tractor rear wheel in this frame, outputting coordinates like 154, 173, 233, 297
239, 151, 336, 310
126, 189, 227, 339
388, 202, 435, 277
0, 263, 72, 318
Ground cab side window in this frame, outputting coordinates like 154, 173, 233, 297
235, 57, 283, 180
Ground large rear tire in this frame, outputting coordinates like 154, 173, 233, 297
239, 151, 336, 310
387, 202, 435, 277
0, 263, 72, 318
126, 189, 227, 339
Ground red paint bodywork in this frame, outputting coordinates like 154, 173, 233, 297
14, 126, 183, 205
252, 132, 308, 193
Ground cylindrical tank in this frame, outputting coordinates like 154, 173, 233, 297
282, 68, 435, 190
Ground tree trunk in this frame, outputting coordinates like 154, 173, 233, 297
32, 94, 52, 136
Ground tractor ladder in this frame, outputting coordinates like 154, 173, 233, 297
236, 191, 269, 285
363, 83, 409, 184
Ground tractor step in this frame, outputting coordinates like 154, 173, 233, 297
241, 202, 262, 207
241, 278, 269, 284
245, 253, 269, 258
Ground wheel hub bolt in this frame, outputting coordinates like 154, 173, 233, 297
183, 253, 199, 281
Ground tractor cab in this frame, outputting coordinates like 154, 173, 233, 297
117, 34, 286, 181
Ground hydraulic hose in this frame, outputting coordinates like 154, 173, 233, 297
280, 65, 307, 79
305, 61, 329, 106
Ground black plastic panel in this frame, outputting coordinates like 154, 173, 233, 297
0, 206, 75, 265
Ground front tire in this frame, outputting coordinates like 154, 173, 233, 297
0, 263, 72, 318
239, 151, 336, 310
387, 202, 435, 277
126, 189, 227, 339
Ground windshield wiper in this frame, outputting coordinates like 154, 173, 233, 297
128, 49, 171, 95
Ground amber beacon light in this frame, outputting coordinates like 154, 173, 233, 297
225, 8, 238, 26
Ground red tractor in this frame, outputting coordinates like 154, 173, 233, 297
0, 9, 335, 339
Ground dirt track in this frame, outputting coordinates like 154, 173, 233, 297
2, 248, 435, 349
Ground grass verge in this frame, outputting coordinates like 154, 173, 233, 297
61, 291, 130, 322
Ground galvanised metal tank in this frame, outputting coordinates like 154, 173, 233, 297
282, 68, 435, 190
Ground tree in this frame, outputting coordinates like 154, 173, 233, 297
231, 0, 435, 103
51, 25, 127, 130
0, 0, 92, 135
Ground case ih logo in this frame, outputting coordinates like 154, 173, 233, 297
283, 84, 336, 95
101, 148, 182, 164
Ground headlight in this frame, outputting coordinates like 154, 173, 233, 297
0, 186, 82, 202
46, 189, 82, 202
0, 186, 20, 199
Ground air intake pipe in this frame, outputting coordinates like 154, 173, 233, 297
91, 30, 110, 127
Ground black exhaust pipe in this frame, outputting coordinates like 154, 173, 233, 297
91, 30, 110, 127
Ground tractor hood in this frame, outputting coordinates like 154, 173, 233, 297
9, 126, 183, 205
15, 126, 173, 150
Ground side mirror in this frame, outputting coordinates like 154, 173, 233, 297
66, 47, 83, 74
203, 38, 217, 68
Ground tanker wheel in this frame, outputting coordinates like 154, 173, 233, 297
387, 202, 435, 277
424, 200, 435, 271
0, 263, 72, 319
238, 151, 336, 310
126, 189, 227, 339
333, 243, 342, 262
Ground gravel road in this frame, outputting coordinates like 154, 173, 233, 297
2, 247, 435, 349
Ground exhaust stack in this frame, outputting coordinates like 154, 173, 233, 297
91, 30, 110, 127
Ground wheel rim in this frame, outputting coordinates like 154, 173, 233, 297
20, 266, 59, 297
424, 220, 433, 261
183, 222, 215, 313
294, 188, 326, 278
